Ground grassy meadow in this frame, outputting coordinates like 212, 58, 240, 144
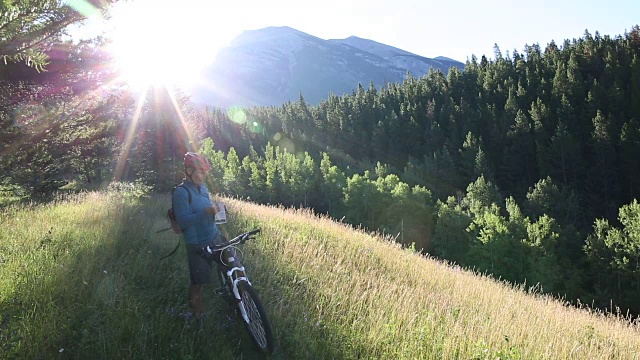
1, 188, 639, 359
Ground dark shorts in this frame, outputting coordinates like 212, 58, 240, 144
186, 233, 227, 285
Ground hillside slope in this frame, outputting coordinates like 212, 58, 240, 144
1, 190, 638, 359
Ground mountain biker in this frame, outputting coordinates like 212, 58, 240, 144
172, 152, 226, 320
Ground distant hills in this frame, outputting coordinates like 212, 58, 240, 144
190, 26, 464, 108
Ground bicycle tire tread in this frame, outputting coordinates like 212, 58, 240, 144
237, 281, 275, 353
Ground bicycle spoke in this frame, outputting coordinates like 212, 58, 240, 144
241, 291, 268, 347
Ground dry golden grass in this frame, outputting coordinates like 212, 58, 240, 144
2, 190, 638, 359
226, 198, 640, 359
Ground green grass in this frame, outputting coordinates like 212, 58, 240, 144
0, 185, 27, 206
1, 189, 639, 359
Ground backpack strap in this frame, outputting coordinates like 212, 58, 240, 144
175, 182, 192, 204
159, 241, 181, 260
157, 184, 193, 259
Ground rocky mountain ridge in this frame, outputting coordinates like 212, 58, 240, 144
191, 26, 464, 108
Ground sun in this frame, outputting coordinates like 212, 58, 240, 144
105, 0, 238, 90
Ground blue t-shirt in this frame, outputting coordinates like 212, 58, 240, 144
172, 180, 220, 245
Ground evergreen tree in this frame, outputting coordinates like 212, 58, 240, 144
343, 173, 380, 228
200, 138, 226, 193
474, 147, 493, 182
585, 200, 640, 314
319, 152, 346, 215
247, 159, 267, 203
264, 143, 282, 204
0, 0, 113, 70
431, 198, 473, 264
501, 109, 536, 194
548, 120, 582, 188
529, 98, 552, 178
462, 175, 502, 217
619, 118, 640, 200
459, 131, 481, 185
587, 110, 617, 219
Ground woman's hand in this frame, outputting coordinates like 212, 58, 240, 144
204, 206, 218, 215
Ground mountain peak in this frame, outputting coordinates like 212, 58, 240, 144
194, 27, 464, 108
435, 56, 459, 62
251, 26, 306, 35
232, 26, 319, 46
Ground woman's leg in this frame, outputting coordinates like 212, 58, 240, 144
189, 284, 204, 318
186, 243, 214, 319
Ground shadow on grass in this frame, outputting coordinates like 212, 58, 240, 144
0, 194, 369, 360
1, 195, 153, 359
1, 195, 197, 359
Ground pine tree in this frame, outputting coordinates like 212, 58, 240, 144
585, 200, 640, 314
431, 199, 472, 263
587, 110, 617, 219
319, 152, 346, 215
222, 147, 243, 196
548, 120, 581, 188
530, 98, 552, 178
619, 118, 640, 200
501, 109, 536, 192
459, 131, 481, 185
264, 143, 282, 204
462, 175, 502, 217
0, 0, 113, 70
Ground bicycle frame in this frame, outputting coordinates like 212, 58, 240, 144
218, 248, 252, 323
203, 229, 274, 353
204, 229, 261, 322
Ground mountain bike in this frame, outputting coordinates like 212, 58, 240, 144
201, 229, 275, 353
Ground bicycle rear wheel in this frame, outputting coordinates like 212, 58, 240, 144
237, 281, 274, 353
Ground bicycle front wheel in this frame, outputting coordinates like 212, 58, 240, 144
237, 281, 274, 353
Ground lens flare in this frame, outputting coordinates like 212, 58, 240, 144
249, 120, 263, 133
64, 0, 100, 18
227, 107, 247, 124
279, 138, 295, 153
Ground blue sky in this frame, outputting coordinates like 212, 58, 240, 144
249, 0, 639, 61
76, 0, 640, 66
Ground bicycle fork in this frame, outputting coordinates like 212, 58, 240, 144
222, 257, 252, 323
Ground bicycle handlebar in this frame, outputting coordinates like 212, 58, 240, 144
206, 229, 261, 252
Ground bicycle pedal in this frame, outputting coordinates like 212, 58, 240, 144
214, 287, 228, 296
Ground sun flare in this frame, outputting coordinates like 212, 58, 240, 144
105, 0, 238, 90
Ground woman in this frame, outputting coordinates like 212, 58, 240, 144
172, 152, 224, 319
